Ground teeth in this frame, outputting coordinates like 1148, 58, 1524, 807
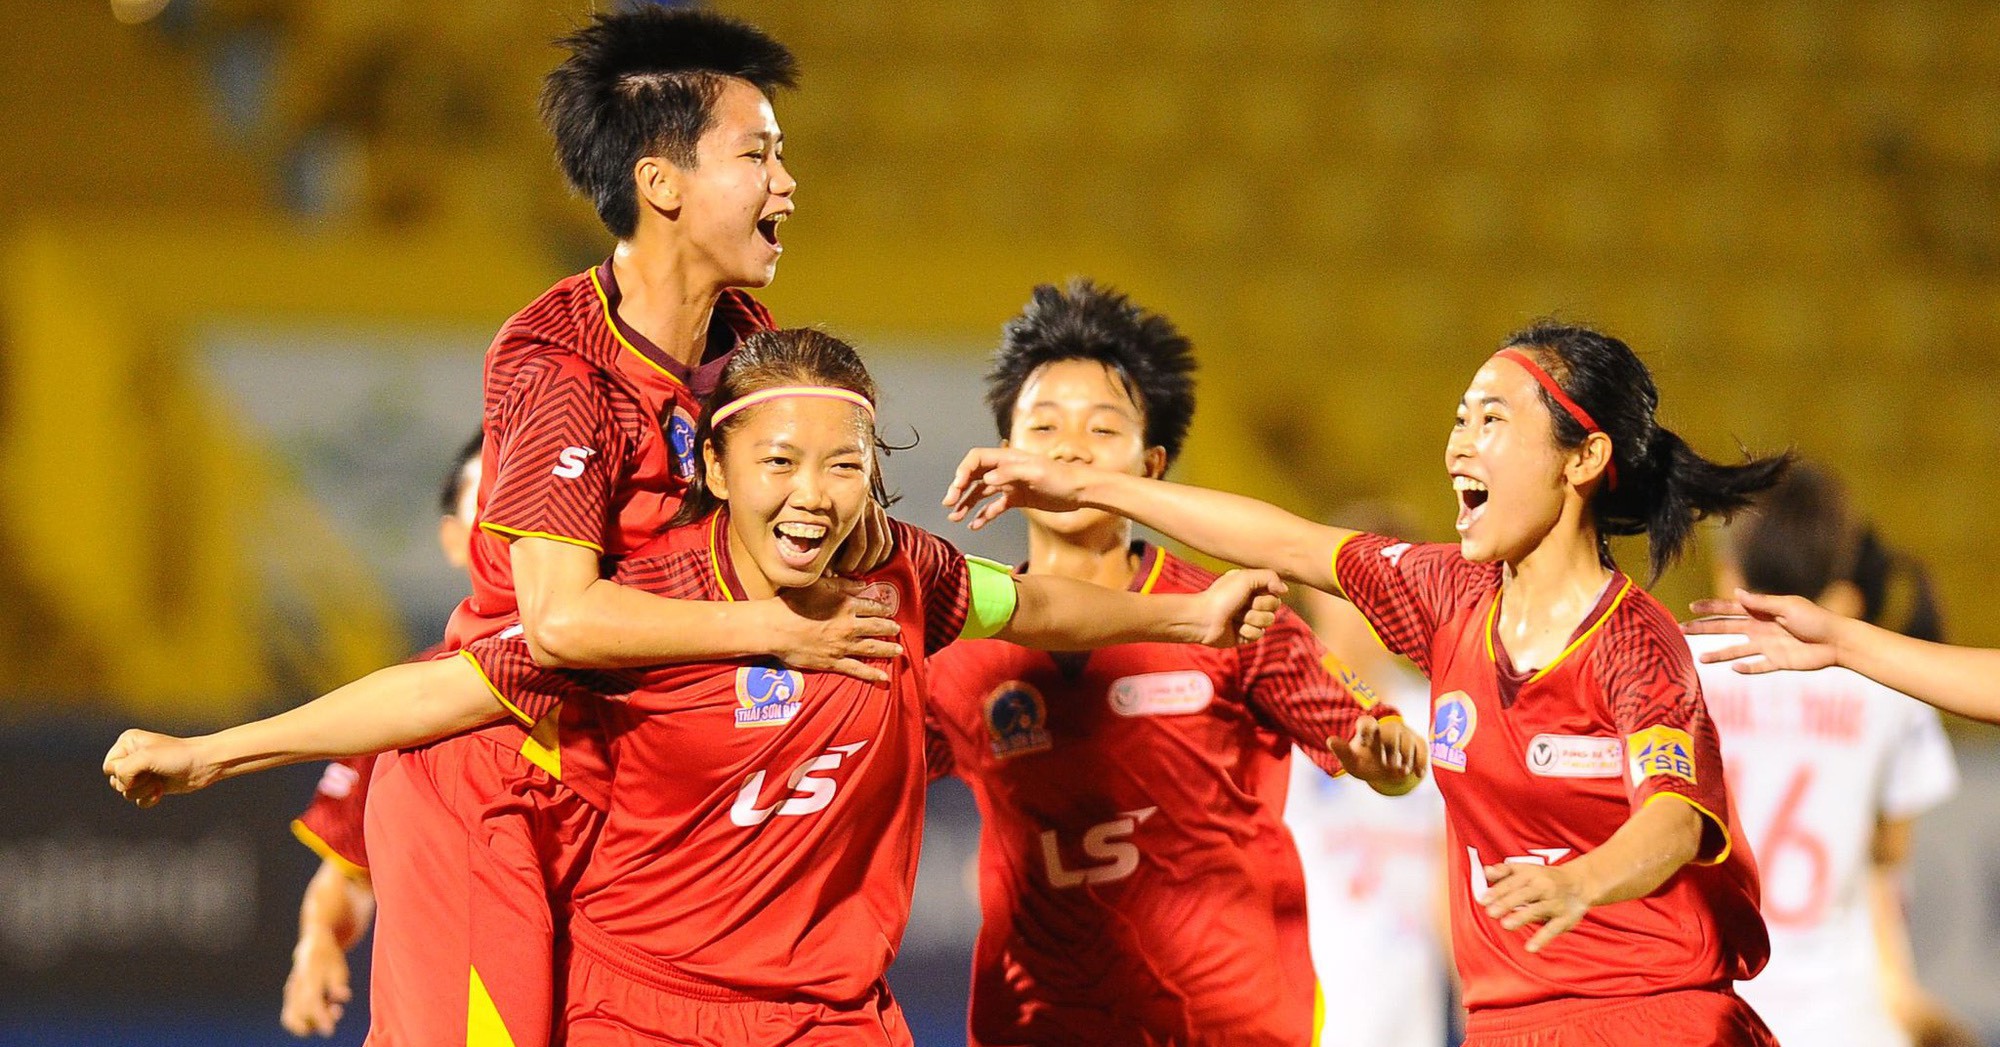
776, 522, 826, 539
764, 212, 788, 226
1452, 476, 1489, 493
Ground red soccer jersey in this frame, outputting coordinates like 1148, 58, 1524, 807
1331, 532, 1769, 1012
924, 543, 1393, 1047
464, 513, 972, 1005
292, 755, 376, 877
441, 263, 770, 808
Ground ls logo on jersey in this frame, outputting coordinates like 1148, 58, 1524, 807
735, 665, 806, 729
1321, 653, 1380, 709
552, 445, 596, 479
1525, 734, 1624, 778
1627, 725, 1698, 785
1430, 691, 1476, 773
730, 741, 868, 827
1040, 808, 1158, 887
1107, 671, 1214, 717
667, 406, 698, 481
985, 681, 1052, 759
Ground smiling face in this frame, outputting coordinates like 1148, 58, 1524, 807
1006, 358, 1166, 538
705, 394, 874, 596
655, 77, 796, 288
1445, 356, 1577, 564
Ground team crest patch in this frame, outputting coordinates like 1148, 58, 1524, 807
668, 406, 699, 481
735, 665, 806, 728
1107, 671, 1214, 717
1430, 691, 1476, 773
985, 681, 1052, 759
1525, 734, 1624, 778
1321, 653, 1380, 709
1627, 725, 1698, 785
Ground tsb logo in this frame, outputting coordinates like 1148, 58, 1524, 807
552, 446, 596, 479
1039, 808, 1158, 887
729, 741, 868, 827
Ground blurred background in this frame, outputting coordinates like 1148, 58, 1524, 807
4, 0, 1999, 1043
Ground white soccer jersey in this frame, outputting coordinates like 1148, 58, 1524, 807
1691, 632, 1959, 1047
1284, 666, 1450, 1047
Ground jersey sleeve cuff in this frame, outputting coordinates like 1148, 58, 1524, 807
460, 649, 540, 728
1642, 790, 1732, 866
290, 820, 368, 880
477, 521, 605, 554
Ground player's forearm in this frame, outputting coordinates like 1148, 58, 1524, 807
298, 860, 372, 952
1833, 619, 2000, 724
193, 659, 504, 781
524, 580, 782, 669
1074, 472, 1349, 592
996, 576, 1208, 650
1569, 796, 1702, 908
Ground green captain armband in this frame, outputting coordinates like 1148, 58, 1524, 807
960, 556, 1019, 640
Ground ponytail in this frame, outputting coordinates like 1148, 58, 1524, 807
1503, 322, 1792, 584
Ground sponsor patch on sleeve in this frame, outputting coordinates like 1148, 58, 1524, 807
1626, 725, 1698, 785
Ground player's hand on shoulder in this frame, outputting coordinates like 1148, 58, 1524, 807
772, 577, 903, 684
280, 928, 352, 1038
101, 729, 214, 808
1479, 860, 1590, 954
1189, 569, 1285, 647
1684, 589, 1840, 673
943, 447, 1091, 530
1331, 714, 1427, 794
832, 500, 895, 576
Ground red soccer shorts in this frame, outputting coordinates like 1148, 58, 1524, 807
363, 735, 602, 1047
1463, 986, 1778, 1047
562, 916, 915, 1047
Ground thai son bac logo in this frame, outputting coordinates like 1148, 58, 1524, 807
735, 665, 806, 728
1430, 691, 1476, 773
668, 407, 699, 481
985, 681, 1052, 758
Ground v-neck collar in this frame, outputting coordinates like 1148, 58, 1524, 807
1486, 573, 1633, 706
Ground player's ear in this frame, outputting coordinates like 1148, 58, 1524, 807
633, 155, 683, 221
704, 441, 729, 501
1143, 446, 1168, 480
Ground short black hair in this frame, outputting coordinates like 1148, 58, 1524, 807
985, 279, 1198, 463
438, 429, 484, 516
540, 7, 797, 239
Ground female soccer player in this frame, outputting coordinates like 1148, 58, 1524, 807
106, 328, 1287, 1046
922, 282, 1426, 1047
1693, 463, 1974, 1047
945, 321, 1789, 1046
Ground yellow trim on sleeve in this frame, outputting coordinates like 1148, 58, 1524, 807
460, 650, 536, 728
587, 267, 686, 388
1329, 532, 1396, 656
1527, 579, 1634, 683
1310, 979, 1325, 1047
1643, 790, 1733, 866
708, 513, 735, 601
478, 521, 605, 554
290, 819, 368, 881
467, 965, 521, 1047
519, 712, 563, 781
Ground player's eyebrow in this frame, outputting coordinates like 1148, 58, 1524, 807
1028, 400, 1138, 417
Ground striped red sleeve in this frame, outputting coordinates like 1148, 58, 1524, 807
291, 755, 375, 877
1236, 606, 1397, 776
890, 520, 971, 656
479, 352, 626, 552
1331, 533, 1495, 676
1601, 604, 1735, 864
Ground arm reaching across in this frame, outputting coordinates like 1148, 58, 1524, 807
104, 656, 502, 808
943, 449, 1353, 594
1479, 795, 1702, 954
997, 569, 1287, 651
1686, 589, 2000, 725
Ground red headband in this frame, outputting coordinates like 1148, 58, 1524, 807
1493, 347, 1618, 490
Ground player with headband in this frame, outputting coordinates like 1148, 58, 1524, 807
106, 328, 1289, 1046
945, 321, 1791, 1046
922, 280, 1426, 1047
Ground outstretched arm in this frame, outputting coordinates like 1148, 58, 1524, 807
104, 656, 502, 807
995, 570, 1286, 651
1687, 590, 2000, 725
944, 449, 1353, 594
